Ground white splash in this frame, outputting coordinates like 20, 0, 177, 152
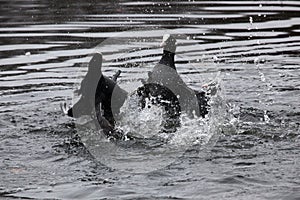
169, 72, 235, 147
117, 94, 164, 139
116, 72, 232, 148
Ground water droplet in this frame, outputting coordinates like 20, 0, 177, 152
249, 16, 253, 24
25, 52, 31, 56
213, 56, 218, 61
259, 71, 266, 82
264, 110, 270, 123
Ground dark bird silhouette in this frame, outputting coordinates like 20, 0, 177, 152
145, 34, 209, 119
62, 53, 127, 139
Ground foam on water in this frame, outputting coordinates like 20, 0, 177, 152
117, 94, 164, 139
115, 71, 232, 148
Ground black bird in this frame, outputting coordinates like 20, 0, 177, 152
144, 34, 209, 119
62, 53, 128, 138
136, 34, 209, 132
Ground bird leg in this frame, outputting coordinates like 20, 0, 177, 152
112, 70, 121, 82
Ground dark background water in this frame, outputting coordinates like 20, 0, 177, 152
0, 0, 299, 199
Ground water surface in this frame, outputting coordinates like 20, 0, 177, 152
0, 1, 299, 199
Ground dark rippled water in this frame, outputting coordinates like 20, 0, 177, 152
1, 1, 299, 199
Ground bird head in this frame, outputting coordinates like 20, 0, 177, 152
160, 34, 177, 53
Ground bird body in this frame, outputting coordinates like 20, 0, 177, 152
65, 53, 127, 138
146, 34, 208, 118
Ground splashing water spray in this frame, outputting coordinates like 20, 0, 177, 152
69, 27, 230, 173
255, 57, 272, 123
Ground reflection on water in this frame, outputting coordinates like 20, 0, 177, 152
0, 0, 299, 199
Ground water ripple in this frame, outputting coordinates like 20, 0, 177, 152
0, 1, 299, 199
